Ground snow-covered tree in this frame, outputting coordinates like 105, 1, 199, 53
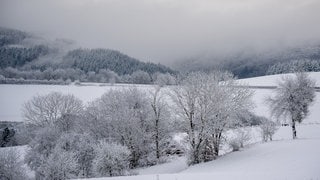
149, 85, 172, 160
93, 141, 131, 177
0, 148, 27, 180
54, 132, 96, 178
86, 88, 154, 167
170, 71, 253, 164
170, 72, 203, 164
25, 127, 60, 179
153, 72, 176, 86
131, 70, 151, 84
260, 118, 278, 142
23, 92, 83, 129
267, 73, 315, 139
42, 149, 78, 180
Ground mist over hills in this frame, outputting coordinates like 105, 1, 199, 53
173, 44, 320, 78
1, 26, 320, 82
0, 27, 174, 73
0, 27, 175, 84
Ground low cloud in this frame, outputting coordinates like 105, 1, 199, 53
1, 0, 320, 63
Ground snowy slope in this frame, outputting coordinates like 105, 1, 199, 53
75, 124, 320, 180
237, 72, 320, 87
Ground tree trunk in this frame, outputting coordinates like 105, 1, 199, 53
213, 132, 222, 159
292, 119, 297, 139
155, 118, 160, 159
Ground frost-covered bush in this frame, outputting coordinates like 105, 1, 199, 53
0, 148, 27, 180
93, 141, 131, 177
55, 132, 96, 178
228, 139, 241, 152
25, 127, 60, 178
42, 149, 78, 180
228, 128, 251, 151
260, 118, 278, 142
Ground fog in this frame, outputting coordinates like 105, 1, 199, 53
1, 0, 320, 63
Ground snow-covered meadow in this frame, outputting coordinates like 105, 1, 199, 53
1, 72, 320, 180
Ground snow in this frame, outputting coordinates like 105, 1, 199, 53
136, 156, 187, 175
74, 124, 320, 180
237, 72, 320, 87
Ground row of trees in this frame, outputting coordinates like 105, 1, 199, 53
0, 67, 177, 85
22, 86, 175, 179
267, 59, 320, 75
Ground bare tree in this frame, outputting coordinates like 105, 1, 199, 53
267, 73, 315, 139
170, 71, 253, 164
170, 72, 203, 164
23, 92, 83, 128
150, 85, 171, 160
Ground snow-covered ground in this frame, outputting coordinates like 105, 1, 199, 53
237, 72, 320, 87
74, 124, 320, 180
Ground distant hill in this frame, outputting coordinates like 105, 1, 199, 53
62, 48, 175, 75
0, 27, 50, 68
0, 27, 176, 84
174, 45, 320, 78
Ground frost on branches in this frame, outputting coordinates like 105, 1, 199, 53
170, 71, 253, 164
267, 73, 315, 139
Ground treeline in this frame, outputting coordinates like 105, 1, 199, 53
0, 67, 177, 85
267, 59, 320, 75
62, 48, 175, 75
0, 27, 28, 46
0, 27, 176, 84
0, 45, 50, 68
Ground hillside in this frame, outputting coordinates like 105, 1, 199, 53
0, 27, 175, 83
62, 48, 175, 75
174, 44, 320, 78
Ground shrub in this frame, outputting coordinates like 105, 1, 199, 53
93, 141, 131, 177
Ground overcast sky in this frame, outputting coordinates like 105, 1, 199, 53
1, 0, 320, 63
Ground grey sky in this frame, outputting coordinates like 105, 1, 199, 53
1, 0, 320, 63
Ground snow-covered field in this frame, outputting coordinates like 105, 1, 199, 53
237, 72, 320, 87
1, 72, 319, 123
1, 72, 320, 180
0, 83, 153, 122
